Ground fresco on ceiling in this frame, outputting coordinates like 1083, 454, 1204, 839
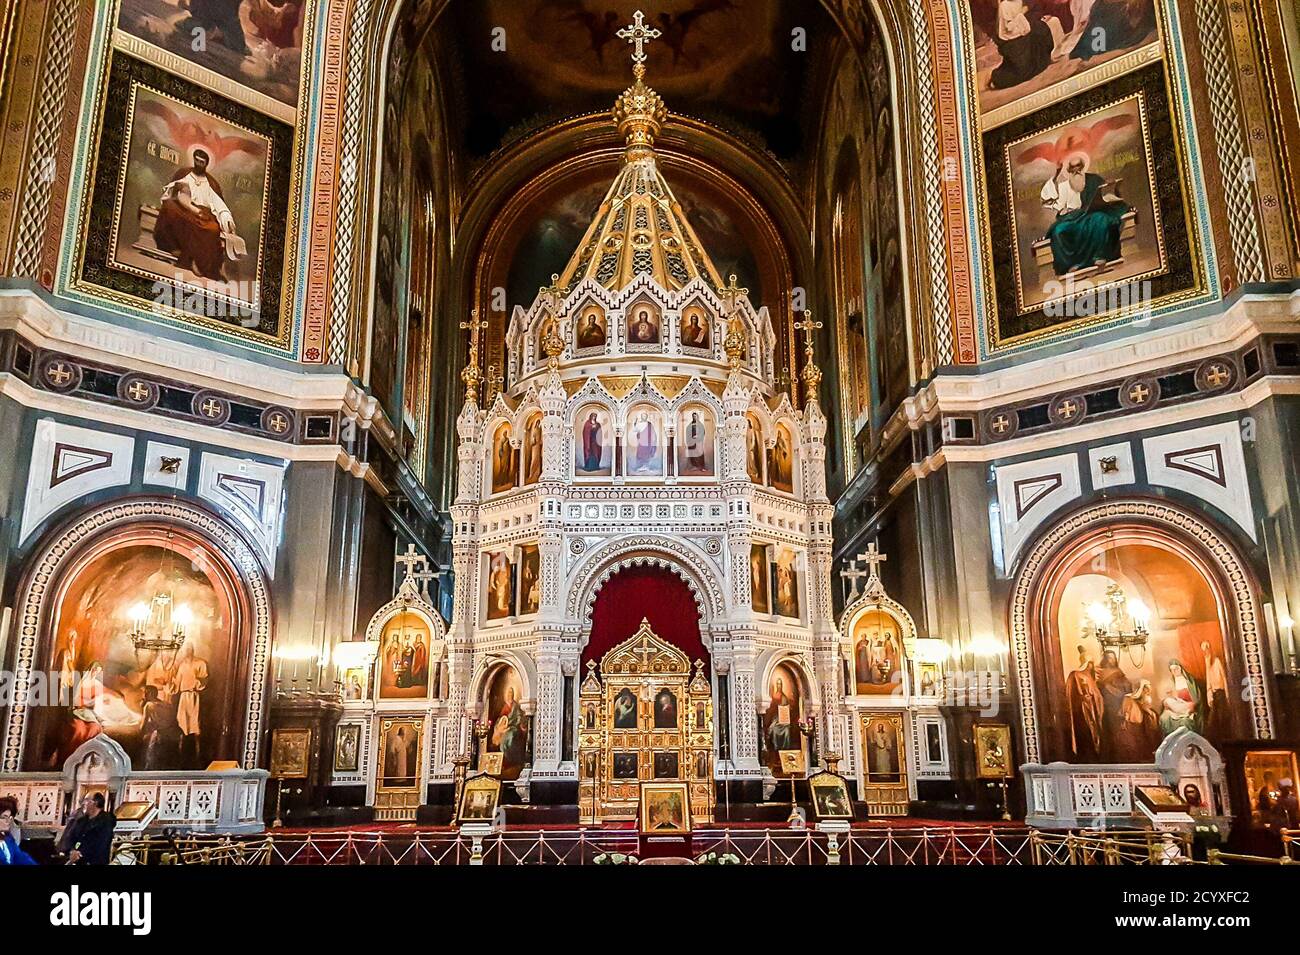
444, 1, 823, 157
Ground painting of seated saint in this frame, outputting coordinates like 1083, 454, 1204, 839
984, 74, 1195, 343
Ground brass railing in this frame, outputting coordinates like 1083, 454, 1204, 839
1029, 829, 1193, 865
1029, 829, 1300, 865
1206, 848, 1296, 865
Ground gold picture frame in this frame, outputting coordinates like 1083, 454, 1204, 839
73, 52, 297, 351
974, 723, 1014, 779
809, 771, 855, 820
778, 749, 806, 776
269, 728, 311, 779
639, 782, 691, 835
479, 752, 504, 777
333, 724, 360, 773
458, 774, 502, 824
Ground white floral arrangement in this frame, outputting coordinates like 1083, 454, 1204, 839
592, 851, 640, 865
695, 851, 741, 865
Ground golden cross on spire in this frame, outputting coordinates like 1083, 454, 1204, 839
618, 10, 661, 76
543, 272, 564, 305
794, 309, 823, 344
459, 309, 489, 403
459, 308, 489, 345
722, 273, 749, 313
794, 309, 823, 404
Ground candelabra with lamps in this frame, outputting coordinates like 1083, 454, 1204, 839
1082, 582, 1152, 667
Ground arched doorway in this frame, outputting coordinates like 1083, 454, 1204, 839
1010, 500, 1272, 765
577, 565, 714, 824
582, 564, 707, 671
4, 498, 271, 773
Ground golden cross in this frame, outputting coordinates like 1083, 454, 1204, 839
544, 272, 564, 304
459, 309, 489, 344
722, 273, 748, 312
794, 310, 822, 353
618, 10, 661, 67
790, 310, 821, 343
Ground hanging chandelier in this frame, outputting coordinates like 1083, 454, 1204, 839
125, 540, 191, 657
1083, 582, 1151, 663
126, 592, 191, 656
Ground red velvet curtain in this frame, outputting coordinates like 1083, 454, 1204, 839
584, 565, 707, 670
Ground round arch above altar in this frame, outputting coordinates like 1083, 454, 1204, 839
567, 536, 727, 632
1008, 498, 1273, 766
2, 496, 273, 773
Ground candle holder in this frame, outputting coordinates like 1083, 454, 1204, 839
452, 754, 471, 818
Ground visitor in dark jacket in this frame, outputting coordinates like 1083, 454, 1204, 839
61, 793, 116, 865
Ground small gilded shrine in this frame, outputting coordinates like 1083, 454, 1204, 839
578, 619, 714, 824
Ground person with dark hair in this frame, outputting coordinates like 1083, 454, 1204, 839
153, 147, 243, 281
0, 796, 35, 866
61, 793, 116, 866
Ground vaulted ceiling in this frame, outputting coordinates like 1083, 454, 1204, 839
426, 0, 843, 166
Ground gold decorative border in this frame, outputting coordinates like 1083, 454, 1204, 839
981, 41, 1164, 131
1002, 90, 1168, 317
110, 28, 296, 124
1223, 0, 1296, 277
104, 80, 274, 314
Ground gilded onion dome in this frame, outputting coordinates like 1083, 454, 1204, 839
554, 18, 727, 296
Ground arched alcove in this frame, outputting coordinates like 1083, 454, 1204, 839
583, 565, 707, 671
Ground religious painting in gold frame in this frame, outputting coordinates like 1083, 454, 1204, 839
779, 750, 805, 776
333, 724, 360, 774
458, 774, 502, 824
969, 0, 1162, 129
374, 716, 423, 821
981, 64, 1203, 351
74, 52, 296, 350
639, 782, 691, 834
858, 712, 909, 816
115, 0, 312, 117
1242, 749, 1299, 828
479, 752, 504, 777
378, 718, 422, 790
974, 723, 1014, 779
269, 728, 310, 779
809, 771, 854, 820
